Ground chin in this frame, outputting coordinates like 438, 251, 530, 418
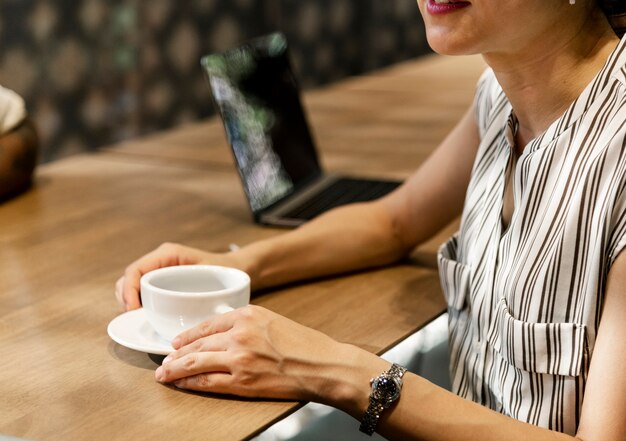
425, 28, 479, 56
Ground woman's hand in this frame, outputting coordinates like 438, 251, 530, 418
154, 305, 385, 412
115, 242, 245, 311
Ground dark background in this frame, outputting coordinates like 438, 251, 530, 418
0, 0, 430, 162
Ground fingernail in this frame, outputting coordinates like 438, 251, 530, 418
162, 355, 172, 364
171, 337, 180, 348
155, 367, 163, 382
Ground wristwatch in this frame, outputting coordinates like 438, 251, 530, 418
359, 363, 407, 436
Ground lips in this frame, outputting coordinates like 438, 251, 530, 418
426, 0, 470, 14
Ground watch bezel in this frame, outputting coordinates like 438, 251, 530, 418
371, 374, 402, 405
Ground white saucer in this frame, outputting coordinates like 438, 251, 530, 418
107, 309, 173, 355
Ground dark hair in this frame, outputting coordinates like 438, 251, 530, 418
600, 0, 626, 36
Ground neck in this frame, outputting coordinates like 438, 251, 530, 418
483, 9, 619, 153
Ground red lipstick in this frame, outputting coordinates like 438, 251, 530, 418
426, 0, 470, 15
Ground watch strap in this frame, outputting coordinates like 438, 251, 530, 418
359, 363, 407, 436
360, 400, 386, 436
386, 363, 407, 380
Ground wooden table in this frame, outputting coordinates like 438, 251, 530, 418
104, 54, 485, 180
0, 54, 485, 441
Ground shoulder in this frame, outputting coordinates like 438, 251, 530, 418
610, 34, 626, 86
473, 68, 509, 138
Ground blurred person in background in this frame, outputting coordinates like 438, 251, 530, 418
0, 84, 38, 201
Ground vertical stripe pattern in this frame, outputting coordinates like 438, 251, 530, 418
437, 35, 626, 435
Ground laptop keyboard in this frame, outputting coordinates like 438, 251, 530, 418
283, 178, 400, 220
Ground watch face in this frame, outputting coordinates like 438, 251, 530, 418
372, 375, 401, 404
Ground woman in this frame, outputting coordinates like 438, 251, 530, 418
116, 1, 626, 439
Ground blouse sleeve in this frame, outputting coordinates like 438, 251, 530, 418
607, 119, 626, 267
608, 152, 626, 267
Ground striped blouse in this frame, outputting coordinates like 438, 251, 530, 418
437, 35, 626, 434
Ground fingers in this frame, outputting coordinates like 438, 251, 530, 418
116, 243, 189, 311
114, 242, 239, 312
121, 267, 143, 311
155, 350, 231, 384
115, 275, 141, 311
166, 328, 231, 364
114, 276, 125, 308
171, 310, 238, 349
156, 326, 236, 394
171, 372, 234, 394
156, 308, 254, 391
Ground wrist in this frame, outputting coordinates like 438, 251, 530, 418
228, 243, 266, 290
313, 343, 390, 419
234, 237, 296, 291
359, 363, 408, 436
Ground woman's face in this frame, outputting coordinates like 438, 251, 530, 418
416, 0, 589, 57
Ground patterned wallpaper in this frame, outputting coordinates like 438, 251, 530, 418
0, 0, 429, 162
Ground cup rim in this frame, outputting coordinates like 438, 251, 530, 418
140, 265, 250, 298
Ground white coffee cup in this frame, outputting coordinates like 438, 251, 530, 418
140, 265, 250, 342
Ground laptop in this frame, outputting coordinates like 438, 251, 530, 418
201, 32, 401, 227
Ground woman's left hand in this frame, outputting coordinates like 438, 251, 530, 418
154, 305, 383, 409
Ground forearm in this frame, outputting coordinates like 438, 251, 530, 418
0, 118, 38, 199
318, 345, 575, 441
233, 199, 411, 290
227, 105, 480, 291
378, 374, 575, 441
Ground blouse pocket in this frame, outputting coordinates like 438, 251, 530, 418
493, 299, 588, 377
437, 234, 470, 311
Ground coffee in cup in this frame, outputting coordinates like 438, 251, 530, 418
140, 265, 250, 341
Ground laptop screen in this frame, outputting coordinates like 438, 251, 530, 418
201, 33, 321, 214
